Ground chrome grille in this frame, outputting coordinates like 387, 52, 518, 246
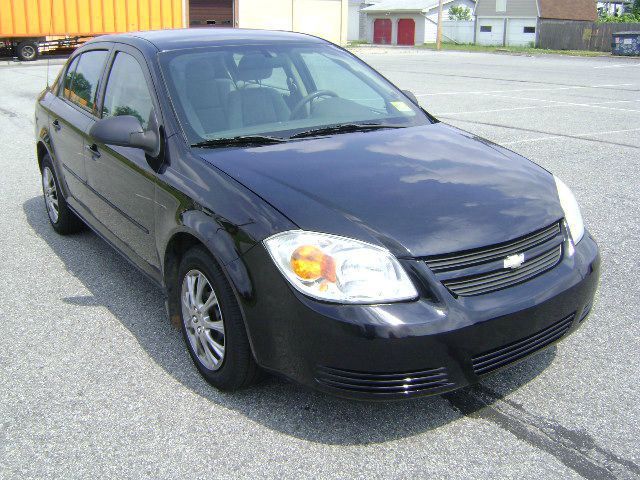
316, 365, 454, 397
472, 313, 575, 375
425, 222, 564, 297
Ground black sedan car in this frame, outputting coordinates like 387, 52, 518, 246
35, 29, 600, 400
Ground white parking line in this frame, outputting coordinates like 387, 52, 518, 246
415, 83, 634, 96
593, 63, 640, 69
437, 99, 640, 116
477, 94, 640, 114
502, 127, 640, 145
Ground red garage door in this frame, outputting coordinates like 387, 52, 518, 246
373, 19, 392, 45
397, 19, 415, 45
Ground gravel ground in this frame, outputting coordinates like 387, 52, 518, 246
0, 49, 639, 479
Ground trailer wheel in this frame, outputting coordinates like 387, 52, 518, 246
17, 40, 38, 61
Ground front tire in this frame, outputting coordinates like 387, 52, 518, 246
177, 246, 260, 391
41, 155, 83, 234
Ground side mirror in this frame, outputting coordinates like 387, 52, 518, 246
402, 90, 419, 105
89, 115, 159, 154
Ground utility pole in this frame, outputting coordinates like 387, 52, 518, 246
436, 0, 444, 50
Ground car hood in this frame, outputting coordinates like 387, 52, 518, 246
197, 123, 563, 257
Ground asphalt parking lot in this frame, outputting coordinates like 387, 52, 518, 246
1, 49, 639, 479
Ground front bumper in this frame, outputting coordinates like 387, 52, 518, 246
235, 232, 600, 400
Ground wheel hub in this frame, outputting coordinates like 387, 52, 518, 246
180, 269, 226, 371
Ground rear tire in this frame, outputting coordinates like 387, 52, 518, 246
17, 41, 38, 61
177, 246, 261, 391
41, 155, 83, 234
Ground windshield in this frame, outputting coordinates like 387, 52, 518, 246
159, 43, 431, 145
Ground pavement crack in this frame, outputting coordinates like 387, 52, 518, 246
443, 385, 640, 480
0, 421, 8, 462
0, 107, 17, 118
439, 117, 640, 150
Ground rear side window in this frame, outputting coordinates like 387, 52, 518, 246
480, 26, 492, 33
102, 52, 155, 130
62, 56, 79, 98
67, 50, 108, 115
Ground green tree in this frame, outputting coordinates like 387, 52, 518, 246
448, 5, 471, 21
600, 0, 640, 21
113, 105, 145, 127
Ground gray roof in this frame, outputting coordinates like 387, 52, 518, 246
362, 0, 454, 12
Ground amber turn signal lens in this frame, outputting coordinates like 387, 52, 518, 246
291, 245, 337, 283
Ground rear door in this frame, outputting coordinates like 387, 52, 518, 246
83, 45, 160, 269
47, 49, 110, 204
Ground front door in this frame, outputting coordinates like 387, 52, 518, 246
373, 19, 392, 45
84, 46, 160, 269
397, 19, 415, 46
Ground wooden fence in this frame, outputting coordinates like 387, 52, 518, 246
538, 20, 640, 51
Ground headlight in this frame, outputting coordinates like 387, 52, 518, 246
264, 230, 418, 304
554, 176, 584, 244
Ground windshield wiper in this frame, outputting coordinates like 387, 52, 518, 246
191, 135, 287, 148
289, 123, 405, 139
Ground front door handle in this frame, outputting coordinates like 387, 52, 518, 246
86, 143, 101, 159
52, 119, 61, 131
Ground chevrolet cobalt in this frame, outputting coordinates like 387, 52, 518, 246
35, 29, 600, 399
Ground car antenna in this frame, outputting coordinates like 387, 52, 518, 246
46, 0, 54, 87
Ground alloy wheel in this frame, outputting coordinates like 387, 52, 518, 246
181, 269, 226, 371
42, 167, 59, 224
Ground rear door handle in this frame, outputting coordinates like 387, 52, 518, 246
52, 119, 61, 131
85, 143, 101, 159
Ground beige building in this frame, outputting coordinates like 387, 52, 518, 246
185, 0, 348, 45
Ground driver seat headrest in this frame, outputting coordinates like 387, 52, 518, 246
236, 54, 274, 82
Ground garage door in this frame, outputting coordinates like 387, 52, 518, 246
190, 0, 233, 27
397, 19, 415, 45
373, 18, 392, 45
506, 18, 537, 47
476, 18, 504, 46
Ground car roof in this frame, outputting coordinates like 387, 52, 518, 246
87, 28, 326, 51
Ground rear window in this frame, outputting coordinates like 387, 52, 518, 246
66, 50, 109, 115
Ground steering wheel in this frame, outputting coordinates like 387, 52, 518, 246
289, 90, 339, 120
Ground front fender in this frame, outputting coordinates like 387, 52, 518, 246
158, 212, 258, 341
162, 210, 253, 297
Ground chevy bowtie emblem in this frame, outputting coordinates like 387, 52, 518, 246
504, 253, 525, 269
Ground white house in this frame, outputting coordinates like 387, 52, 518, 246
597, 1, 631, 16
348, 0, 382, 41
474, 0, 597, 47
361, 0, 476, 45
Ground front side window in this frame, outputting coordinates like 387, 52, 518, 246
300, 51, 385, 111
160, 43, 431, 144
102, 52, 155, 130
67, 50, 108, 114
